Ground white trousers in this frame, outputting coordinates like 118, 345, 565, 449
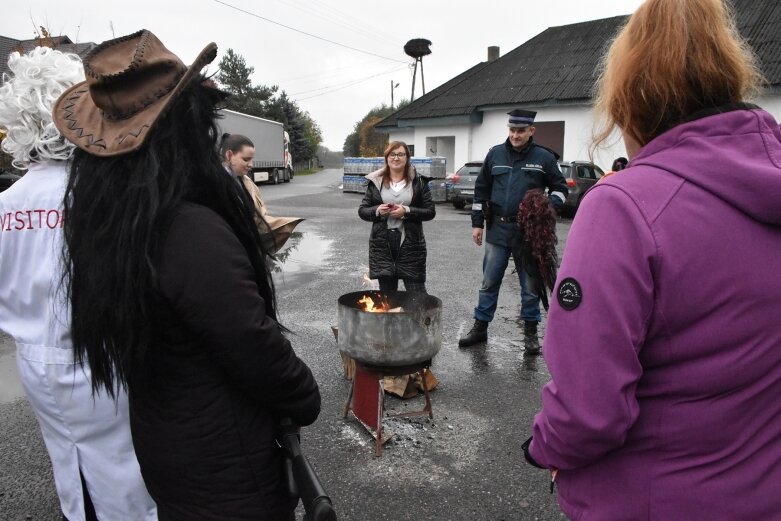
16, 343, 157, 521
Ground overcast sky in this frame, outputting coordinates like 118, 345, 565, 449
4, 0, 644, 150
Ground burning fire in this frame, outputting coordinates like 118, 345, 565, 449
358, 294, 391, 313
357, 294, 404, 313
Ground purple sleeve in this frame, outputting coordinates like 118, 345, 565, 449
529, 184, 656, 470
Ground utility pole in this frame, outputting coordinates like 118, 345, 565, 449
391, 81, 399, 108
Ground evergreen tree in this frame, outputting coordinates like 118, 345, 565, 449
216, 50, 322, 162
216, 49, 277, 117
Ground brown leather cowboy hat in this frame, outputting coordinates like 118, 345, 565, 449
53, 29, 217, 157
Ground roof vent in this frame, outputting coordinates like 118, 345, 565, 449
487, 46, 500, 62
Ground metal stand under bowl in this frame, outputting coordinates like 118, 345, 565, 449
342, 360, 434, 457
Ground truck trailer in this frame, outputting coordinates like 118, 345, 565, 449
217, 109, 293, 184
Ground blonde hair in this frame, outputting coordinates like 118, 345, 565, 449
593, 0, 765, 150
0, 46, 84, 169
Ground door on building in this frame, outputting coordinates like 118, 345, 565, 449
425, 136, 455, 175
533, 121, 565, 158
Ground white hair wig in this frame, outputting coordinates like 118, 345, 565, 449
0, 46, 84, 169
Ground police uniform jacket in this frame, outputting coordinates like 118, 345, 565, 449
471, 138, 568, 246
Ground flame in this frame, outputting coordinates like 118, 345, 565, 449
357, 294, 391, 313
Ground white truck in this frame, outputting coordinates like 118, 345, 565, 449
217, 109, 294, 184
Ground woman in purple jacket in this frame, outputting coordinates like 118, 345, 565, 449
525, 0, 781, 519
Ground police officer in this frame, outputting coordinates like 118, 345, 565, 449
458, 109, 568, 352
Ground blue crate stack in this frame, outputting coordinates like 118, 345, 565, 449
343, 156, 447, 200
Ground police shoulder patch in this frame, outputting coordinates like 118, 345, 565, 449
557, 277, 582, 310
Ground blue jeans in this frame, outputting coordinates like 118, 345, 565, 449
474, 241, 540, 323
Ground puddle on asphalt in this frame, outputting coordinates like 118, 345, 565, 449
271, 231, 333, 274
444, 320, 551, 380
0, 332, 25, 403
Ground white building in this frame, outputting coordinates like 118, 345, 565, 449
377, 3, 781, 172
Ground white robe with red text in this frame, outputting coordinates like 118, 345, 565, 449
0, 162, 156, 521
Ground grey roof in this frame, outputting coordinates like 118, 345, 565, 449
378, 0, 781, 128
1, 34, 95, 83
735, 0, 781, 85
0, 35, 22, 80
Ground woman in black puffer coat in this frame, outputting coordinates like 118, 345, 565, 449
358, 141, 436, 292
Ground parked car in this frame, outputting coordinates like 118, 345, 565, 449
560, 160, 604, 214
447, 160, 603, 214
449, 161, 482, 209
0, 171, 21, 193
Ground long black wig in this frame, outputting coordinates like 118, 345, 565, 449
62, 78, 277, 398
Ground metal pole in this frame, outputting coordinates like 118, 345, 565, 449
411, 60, 418, 101
391, 79, 394, 108
420, 58, 425, 95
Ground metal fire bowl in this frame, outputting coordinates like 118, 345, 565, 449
337, 290, 442, 367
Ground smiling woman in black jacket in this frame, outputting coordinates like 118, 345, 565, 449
53, 31, 320, 521
359, 141, 436, 292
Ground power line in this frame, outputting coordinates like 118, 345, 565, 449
301, 0, 404, 46
295, 0, 404, 48
212, 0, 407, 64
279, 57, 389, 85
270, 0, 403, 52
294, 65, 409, 101
289, 64, 404, 96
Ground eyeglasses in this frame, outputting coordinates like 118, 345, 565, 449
388, 152, 407, 159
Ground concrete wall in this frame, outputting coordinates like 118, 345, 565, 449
388, 128, 415, 147
757, 94, 781, 120
389, 124, 471, 174
471, 110, 507, 162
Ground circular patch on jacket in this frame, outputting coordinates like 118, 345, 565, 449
557, 277, 582, 310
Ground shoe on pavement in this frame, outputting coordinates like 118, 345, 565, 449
524, 320, 541, 355
459, 319, 488, 347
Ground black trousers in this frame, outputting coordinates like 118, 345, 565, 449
378, 229, 426, 293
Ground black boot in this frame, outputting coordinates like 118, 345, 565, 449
459, 319, 488, 347
524, 321, 541, 354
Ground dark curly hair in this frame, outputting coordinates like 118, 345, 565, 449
517, 189, 559, 293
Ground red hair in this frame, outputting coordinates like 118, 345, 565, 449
593, 0, 764, 149
517, 190, 558, 291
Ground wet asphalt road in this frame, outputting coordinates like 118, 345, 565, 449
0, 168, 572, 521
